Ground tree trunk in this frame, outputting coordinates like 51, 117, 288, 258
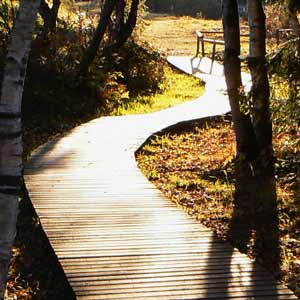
249, 0, 279, 270
39, 0, 61, 35
248, 0, 274, 178
79, 0, 118, 75
222, 0, 256, 160
222, 0, 258, 250
0, 0, 40, 297
114, 0, 126, 39
288, 0, 300, 36
247, 0, 277, 238
103, 0, 140, 58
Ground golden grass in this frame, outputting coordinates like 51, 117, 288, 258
139, 15, 250, 57
139, 15, 223, 56
113, 65, 204, 115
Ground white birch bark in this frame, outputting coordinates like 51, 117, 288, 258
0, 0, 40, 297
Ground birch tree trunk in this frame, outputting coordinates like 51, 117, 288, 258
0, 0, 40, 297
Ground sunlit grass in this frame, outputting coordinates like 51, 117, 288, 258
112, 65, 204, 115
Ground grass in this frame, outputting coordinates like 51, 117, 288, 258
136, 119, 300, 298
140, 15, 223, 56
112, 65, 204, 115
139, 15, 249, 58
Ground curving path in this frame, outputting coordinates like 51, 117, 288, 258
24, 57, 297, 300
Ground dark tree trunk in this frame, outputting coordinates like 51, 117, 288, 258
222, 0, 257, 254
103, 0, 140, 58
79, 0, 118, 75
288, 0, 300, 36
222, 0, 256, 160
39, 0, 61, 34
114, 0, 126, 39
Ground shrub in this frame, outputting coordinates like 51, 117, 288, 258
269, 39, 300, 142
116, 40, 165, 96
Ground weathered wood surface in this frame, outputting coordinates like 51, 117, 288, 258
25, 57, 297, 299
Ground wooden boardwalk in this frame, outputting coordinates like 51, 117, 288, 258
24, 57, 297, 300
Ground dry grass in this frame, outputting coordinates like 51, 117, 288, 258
139, 15, 249, 57
140, 15, 223, 56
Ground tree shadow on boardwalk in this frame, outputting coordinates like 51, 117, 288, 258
202, 169, 283, 299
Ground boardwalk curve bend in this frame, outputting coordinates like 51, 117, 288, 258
25, 57, 297, 300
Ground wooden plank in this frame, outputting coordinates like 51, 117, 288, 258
24, 56, 297, 300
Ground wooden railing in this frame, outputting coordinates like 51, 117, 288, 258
195, 29, 249, 73
195, 30, 225, 63
275, 28, 294, 45
194, 28, 293, 74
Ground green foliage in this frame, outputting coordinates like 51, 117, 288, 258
270, 38, 300, 80
239, 90, 253, 116
32, 11, 97, 73
269, 38, 300, 137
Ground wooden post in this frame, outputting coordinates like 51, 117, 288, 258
276, 29, 280, 46
196, 35, 200, 56
201, 39, 205, 57
210, 42, 217, 73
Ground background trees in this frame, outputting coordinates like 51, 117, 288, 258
80, 0, 141, 74
145, 0, 222, 19
287, 0, 300, 35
